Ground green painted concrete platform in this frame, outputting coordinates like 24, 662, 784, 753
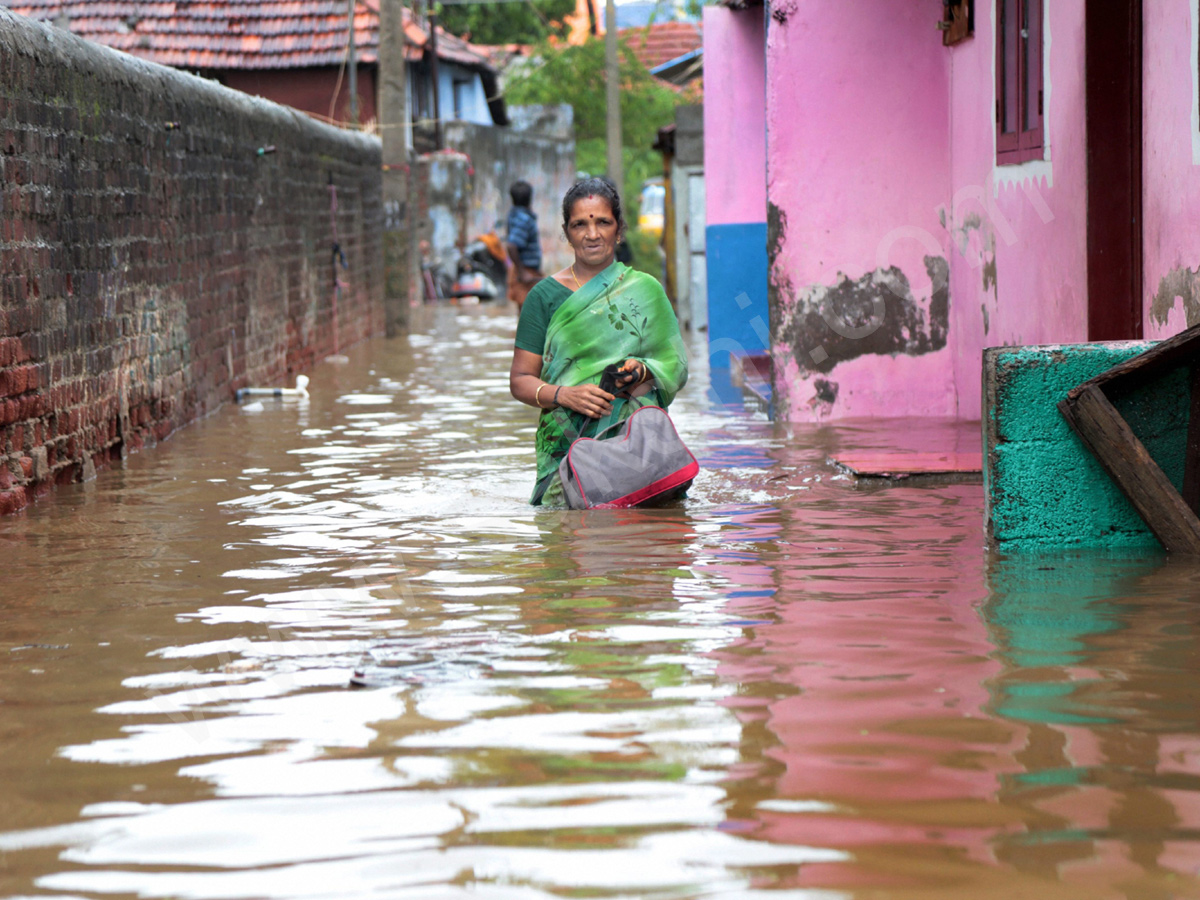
983, 342, 1191, 551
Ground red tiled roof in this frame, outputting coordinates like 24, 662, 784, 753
618, 21, 701, 72
2, 0, 494, 71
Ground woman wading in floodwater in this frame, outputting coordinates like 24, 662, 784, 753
508, 177, 689, 506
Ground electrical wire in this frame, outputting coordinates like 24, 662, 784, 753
328, 0, 360, 124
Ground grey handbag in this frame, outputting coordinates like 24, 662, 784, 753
558, 405, 699, 509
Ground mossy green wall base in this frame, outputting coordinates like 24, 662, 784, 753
983, 342, 1191, 551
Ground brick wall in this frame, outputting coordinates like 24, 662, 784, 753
0, 10, 385, 514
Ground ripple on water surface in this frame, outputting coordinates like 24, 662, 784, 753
2, 306, 1200, 899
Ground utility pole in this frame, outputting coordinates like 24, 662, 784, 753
380, 0, 409, 151
428, 10, 443, 150
347, 0, 359, 125
380, 0, 411, 331
604, 0, 621, 194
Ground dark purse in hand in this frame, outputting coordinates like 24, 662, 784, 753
598, 363, 636, 396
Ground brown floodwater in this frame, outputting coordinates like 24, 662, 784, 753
2, 303, 1200, 900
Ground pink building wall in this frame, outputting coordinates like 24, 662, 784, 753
1143, 2, 1200, 339
944, 1, 1089, 419
703, 5, 766, 227
765, 1, 956, 419
700, 0, 1200, 422
701, 0, 1200, 423
702, 6, 770, 380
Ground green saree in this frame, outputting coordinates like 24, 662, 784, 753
532, 261, 688, 505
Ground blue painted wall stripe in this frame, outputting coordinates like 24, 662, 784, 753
705, 222, 769, 369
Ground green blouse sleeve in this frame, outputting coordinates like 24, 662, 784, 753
514, 278, 572, 354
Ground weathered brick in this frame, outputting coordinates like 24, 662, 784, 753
7, 364, 31, 393
0, 487, 28, 516
1, 11, 384, 515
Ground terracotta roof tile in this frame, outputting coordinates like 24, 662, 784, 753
618, 21, 702, 72
1, 0, 494, 71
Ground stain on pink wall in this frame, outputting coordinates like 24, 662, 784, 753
766, 1, 955, 420
703, 6, 766, 227
1142, 2, 1200, 339
728, 0, 1199, 424
764, 0, 1100, 422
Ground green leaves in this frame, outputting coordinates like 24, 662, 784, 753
506, 39, 679, 226
435, 0, 576, 47
505, 37, 679, 147
506, 36, 677, 285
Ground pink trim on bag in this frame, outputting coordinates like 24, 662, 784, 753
593, 461, 699, 509
565, 405, 698, 508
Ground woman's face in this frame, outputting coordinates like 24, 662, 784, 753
564, 195, 619, 269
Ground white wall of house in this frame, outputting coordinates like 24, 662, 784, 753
406, 60, 493, 135
438, 62, 492, 126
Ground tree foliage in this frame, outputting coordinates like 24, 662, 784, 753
435, 0, 576, 47
503, 37, 680, 212
504, 37, 678, 146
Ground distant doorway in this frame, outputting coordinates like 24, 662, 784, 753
1086, 0, 1143, 341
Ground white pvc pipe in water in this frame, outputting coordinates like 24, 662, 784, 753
236, 375, 310, 402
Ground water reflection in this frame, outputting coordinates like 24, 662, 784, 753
0, 304, 1199, 897
985, 556, 1200, 890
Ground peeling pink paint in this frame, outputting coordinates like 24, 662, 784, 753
1143, 3, 1200, 339
946, 1, 1088, 419
763, 0, 1092, 422
707, 0, 1200, 423
765, 2, 953, 420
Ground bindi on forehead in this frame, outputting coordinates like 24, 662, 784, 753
569, 195, 615, 222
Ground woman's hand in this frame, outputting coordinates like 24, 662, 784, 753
616, 359, 648, 390
556, 383, 615, 419
602, 359, 647, 395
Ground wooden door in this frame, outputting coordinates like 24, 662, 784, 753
1086, 0, 1143, 341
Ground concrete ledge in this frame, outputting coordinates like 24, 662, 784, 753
983, 342, 1190, 550
730, 352, 772, 411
